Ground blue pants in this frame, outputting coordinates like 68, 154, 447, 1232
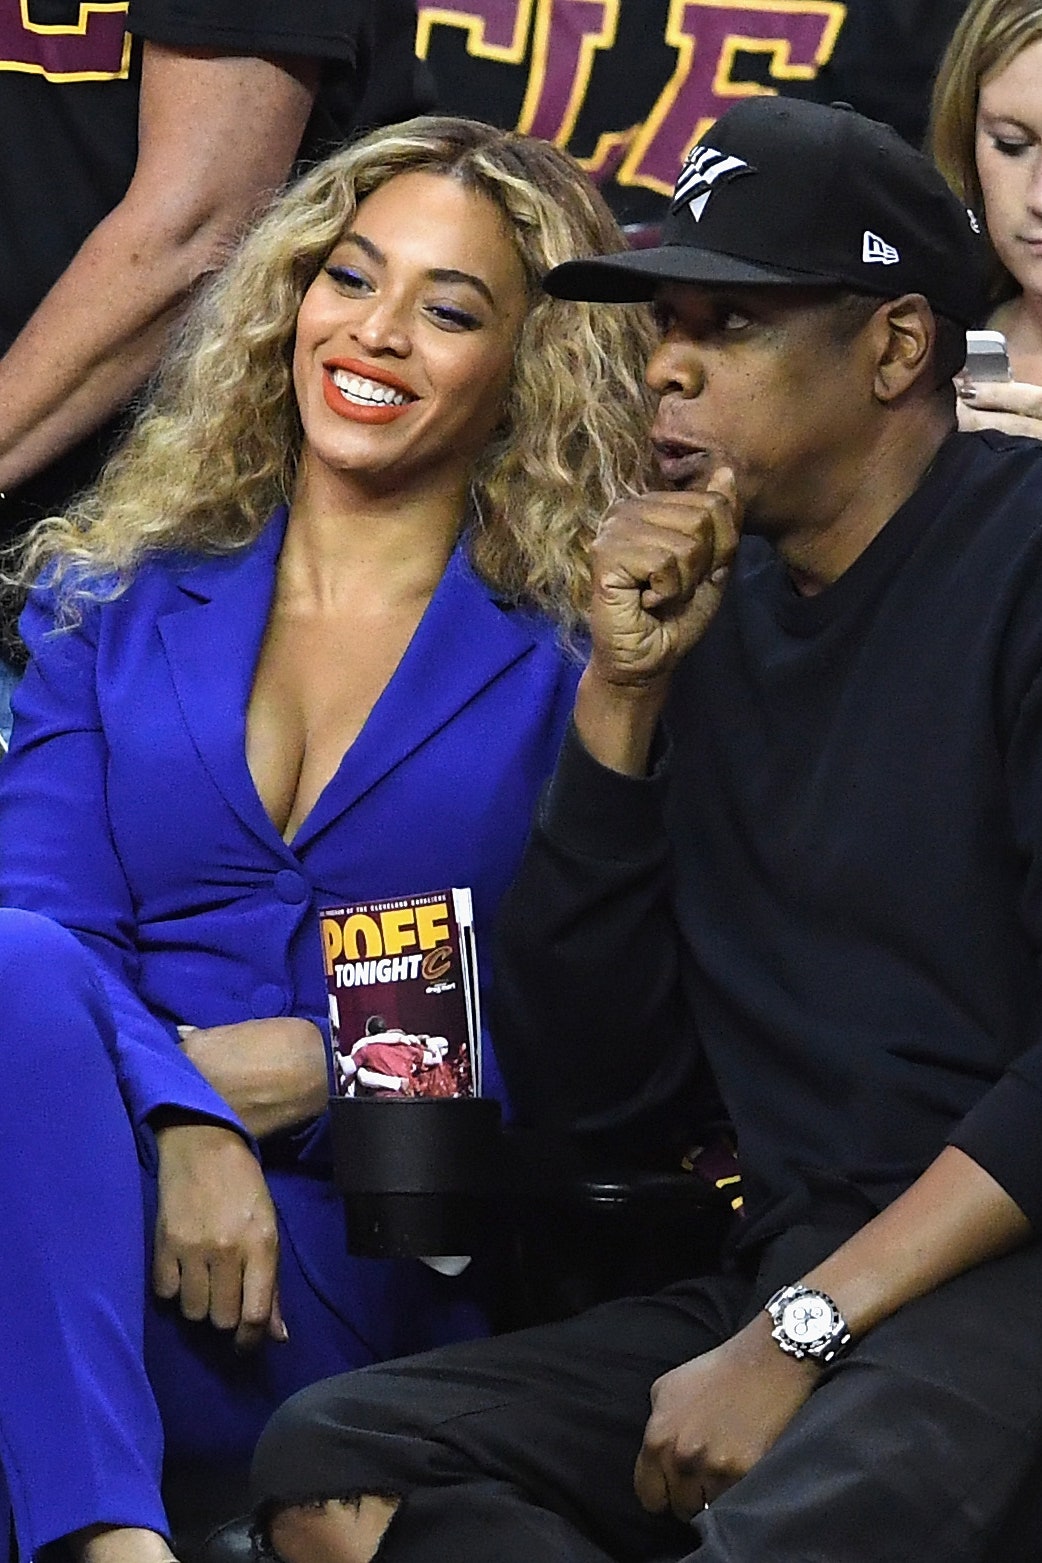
0, 910, 490, 1558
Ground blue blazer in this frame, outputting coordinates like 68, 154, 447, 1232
0, 510, 581, 1359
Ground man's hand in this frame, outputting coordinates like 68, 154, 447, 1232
576, 467, 739, 775
178, 1017, 328, 1139
633, 1314, 818, 1520
589, 466, 740, 689
633, 1147, 1034, 1523
153, 1122, 286, 1352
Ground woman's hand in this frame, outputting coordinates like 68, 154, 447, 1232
633, 1313, 819, 1520
178, 1017, 328, 1138
153, 1121, 287, 1352
957, 378, 1042, 440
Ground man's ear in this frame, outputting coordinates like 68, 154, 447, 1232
872, 293, 935, 402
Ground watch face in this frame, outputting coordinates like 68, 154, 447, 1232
780, 1294, 834, 1346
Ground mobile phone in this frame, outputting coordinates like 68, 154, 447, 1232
964, 329, 1012, 382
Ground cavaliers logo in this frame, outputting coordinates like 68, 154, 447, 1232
422, 945, 453, 983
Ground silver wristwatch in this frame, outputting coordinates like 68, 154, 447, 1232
765, 1283, 852, 1364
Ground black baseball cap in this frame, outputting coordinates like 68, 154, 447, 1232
545, 96, 988, 327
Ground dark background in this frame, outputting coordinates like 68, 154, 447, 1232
422, 0, 969, 229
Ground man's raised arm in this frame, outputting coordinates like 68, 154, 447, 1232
492, 473, 738, 1137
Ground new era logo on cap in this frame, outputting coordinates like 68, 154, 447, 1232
672, 144, 753, 223
863, 231, 900, 266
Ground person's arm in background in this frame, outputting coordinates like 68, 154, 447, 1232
0, 41, 318, 494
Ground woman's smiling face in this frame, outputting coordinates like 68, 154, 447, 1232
292, 169, 530, 500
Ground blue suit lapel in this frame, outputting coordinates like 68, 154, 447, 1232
157, 510, 289, 853
291, 544, 544, 852
155, 516, 546, 856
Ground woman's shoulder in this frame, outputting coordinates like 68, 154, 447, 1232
61, 513, 284, 619
20, 529, 273, 658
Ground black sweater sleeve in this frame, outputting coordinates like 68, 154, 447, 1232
949, 634, 1042, 1227
491, 723, 713, 1151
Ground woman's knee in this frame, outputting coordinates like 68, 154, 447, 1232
0, 908, 101, 1016
0, 909, 115, 1083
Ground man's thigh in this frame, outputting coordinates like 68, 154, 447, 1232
253, 1275, 748, 1563
696, 1240, 1042, 1563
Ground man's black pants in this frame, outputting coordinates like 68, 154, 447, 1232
251, 1224, 1042, 1563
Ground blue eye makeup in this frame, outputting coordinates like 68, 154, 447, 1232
324, 264, 371, 289
427, 303, 481, 330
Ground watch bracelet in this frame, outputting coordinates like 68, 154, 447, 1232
765, 1282, 852, 1363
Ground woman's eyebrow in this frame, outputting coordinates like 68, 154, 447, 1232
336, 232, 496, 308
427, 268, 496, 308
977, 109, 1037, 134
337, 231, 383, 264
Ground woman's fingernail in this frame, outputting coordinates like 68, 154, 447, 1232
959, 385, 977, 402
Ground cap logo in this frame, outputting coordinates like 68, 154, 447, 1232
672, 144, 753, 223
862, 231, 900, 266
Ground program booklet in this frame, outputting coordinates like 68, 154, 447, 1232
319, 888, 481, 1100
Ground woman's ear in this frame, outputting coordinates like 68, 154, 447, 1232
872, 293, 935, 402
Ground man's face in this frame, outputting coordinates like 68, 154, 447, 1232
646, 283, 878, 534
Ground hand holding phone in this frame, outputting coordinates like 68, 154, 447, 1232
957, 329, 1042, 442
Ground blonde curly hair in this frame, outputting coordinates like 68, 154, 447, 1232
19, 116, 657, 631
928, 0, 1042, 306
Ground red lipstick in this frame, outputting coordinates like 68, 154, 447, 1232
322, 370, 413, 423
320, 358, 418, 424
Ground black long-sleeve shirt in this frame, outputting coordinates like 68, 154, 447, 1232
494, 431, 1042, 1253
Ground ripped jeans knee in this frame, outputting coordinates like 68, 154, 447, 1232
253, 1493, 403, 1563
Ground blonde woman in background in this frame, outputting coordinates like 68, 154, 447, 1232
0, 117, 655, 1563
930, 0, 1042, 434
